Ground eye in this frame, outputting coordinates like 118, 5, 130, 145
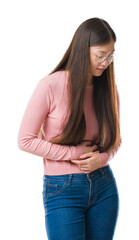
96, 55, 104, 59
109, 54, 114, 59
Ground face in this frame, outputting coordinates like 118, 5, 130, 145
89, 39, 115, 76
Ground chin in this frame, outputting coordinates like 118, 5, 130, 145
93, 72, 103, 77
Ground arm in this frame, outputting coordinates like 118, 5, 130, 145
17, 77, 83, 161
99, 86, 122, 167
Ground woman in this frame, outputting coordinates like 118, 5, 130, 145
18, 17, 122, 240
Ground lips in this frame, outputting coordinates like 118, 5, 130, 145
97, 68, 105, 72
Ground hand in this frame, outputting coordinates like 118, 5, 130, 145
71, 151, 101, 174
79, 140, 98, 154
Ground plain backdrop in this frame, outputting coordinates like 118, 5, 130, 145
0, 0, 139, 239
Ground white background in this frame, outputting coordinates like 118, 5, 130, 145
0, 0, 138, 239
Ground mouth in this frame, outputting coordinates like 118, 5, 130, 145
96, 68, 105, 72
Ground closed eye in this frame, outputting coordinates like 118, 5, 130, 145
96, 55, 104, 59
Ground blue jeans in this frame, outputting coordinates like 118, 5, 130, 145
42, 164, 119, 240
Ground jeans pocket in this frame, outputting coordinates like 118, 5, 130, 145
44, 178, 69, 197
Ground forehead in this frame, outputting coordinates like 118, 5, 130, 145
90, 40, 115, 53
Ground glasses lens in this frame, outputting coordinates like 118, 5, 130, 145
96, 56, 106, 62
108, 55, 114, 63
96, 53, 114, 63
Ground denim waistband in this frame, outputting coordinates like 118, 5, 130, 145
43, 165, 110, 181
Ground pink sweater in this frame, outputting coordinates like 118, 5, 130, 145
18, 70, 121, 175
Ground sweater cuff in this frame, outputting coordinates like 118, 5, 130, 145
99, 152, 109, 167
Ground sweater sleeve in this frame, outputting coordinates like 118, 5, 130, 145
99, 86, 122, 167
17, 77, 83, 161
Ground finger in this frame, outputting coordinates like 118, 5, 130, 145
92, 145, 98, 150
80, 151, 99, 159
71, 160, 83, 165
80, 152, 94, 159
80, 167, 89, 171
84, 140, 92, 144
91, 145, 99, 153
71, 159, 88, 165
71, 160, 80, 164
81, 168, 90, 173
84, 140, 92, 146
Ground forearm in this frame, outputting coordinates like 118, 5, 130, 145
18, 131, 83, 161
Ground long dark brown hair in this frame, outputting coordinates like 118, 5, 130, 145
47, 17, 121, 153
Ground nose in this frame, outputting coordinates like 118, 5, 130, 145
100, 59, 110, 68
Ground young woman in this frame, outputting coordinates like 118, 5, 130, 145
18, 17, 122, 240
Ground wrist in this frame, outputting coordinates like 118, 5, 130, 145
99, 152, 108, 167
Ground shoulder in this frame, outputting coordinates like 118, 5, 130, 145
40, 70, 68, 91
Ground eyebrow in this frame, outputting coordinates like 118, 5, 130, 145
98, 49, 115, 54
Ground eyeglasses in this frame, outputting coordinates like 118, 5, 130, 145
95, 53, 115, 64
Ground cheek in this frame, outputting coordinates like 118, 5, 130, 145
91, 61, 99, 70
90, 57, 97, 69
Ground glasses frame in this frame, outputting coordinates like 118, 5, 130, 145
93, 51, 115, 64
